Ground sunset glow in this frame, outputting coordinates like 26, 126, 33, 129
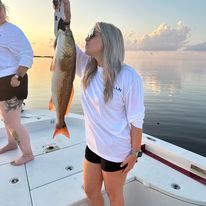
3, 0, 206, 55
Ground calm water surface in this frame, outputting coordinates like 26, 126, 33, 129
26, 52, 206, 157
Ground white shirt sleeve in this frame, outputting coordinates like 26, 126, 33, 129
124, 76, 145, 129
8, 27, 33, 68
76, 45, 90, 78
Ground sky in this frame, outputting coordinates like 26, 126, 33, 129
2, 0, 206, 55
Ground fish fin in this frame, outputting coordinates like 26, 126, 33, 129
53, 125, 70, 139
65, 87, 74, 115
49, 98, 56, 111
50, 59, 55, 71
53, 38, 57, 49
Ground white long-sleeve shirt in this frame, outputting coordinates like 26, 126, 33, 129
0, 22, 33, 78
76, 46, 145, 162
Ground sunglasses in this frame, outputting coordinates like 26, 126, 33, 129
86, 28, 100, 40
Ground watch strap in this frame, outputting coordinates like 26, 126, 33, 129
130, 149, 142, 158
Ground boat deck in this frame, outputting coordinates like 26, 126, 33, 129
0, 109, 206, 206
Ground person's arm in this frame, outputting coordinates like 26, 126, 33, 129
120, 74, 145, 174
62, 0, 71, 23
75, 45, 90, 78
131, 125, 142, 152
53, 0, 71, 37
8, 26, 33, 87
121, 126, 142, 174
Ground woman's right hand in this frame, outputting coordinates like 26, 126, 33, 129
62, 0, 71, 23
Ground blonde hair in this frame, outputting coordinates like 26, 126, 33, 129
82, 22, 125, 103
0, 1, 5, 9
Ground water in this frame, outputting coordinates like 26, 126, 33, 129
26, 52, 206, 157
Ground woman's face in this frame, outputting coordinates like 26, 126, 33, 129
0, 6, 6, 25
85, 27, 103, 58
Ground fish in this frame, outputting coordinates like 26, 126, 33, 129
49, 25, 76, 138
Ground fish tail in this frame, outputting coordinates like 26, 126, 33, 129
52, 124, 70, 139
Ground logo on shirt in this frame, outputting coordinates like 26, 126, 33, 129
113, 86, 122, 92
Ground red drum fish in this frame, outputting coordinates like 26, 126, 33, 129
49, 25, 76, 138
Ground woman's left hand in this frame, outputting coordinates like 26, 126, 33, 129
121, 155, 138, 174
10, 76, 20, 87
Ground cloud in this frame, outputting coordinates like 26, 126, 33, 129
124, 21, 191, 51
184, 42, 206, 52
124, 32, 139, 51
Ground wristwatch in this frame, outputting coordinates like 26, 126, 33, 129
14, 74, 23, 81
130, 149, 142, 158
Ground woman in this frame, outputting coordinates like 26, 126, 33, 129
0, 1, 34, 166
53, 1, 145, 205
79, 22, 144, 206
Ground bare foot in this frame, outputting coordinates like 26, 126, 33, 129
0, 143, 18, 154
10, 154, 34, 166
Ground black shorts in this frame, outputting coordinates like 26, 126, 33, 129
0, 74, 28, 101
85, 146, 127, 172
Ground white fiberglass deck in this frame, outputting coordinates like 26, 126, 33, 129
0, 109, 206, 206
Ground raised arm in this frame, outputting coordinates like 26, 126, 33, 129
53, 0, 71, 37
62, 0, 71, 23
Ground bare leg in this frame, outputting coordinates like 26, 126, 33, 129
83, 159, 104, 206
0, 144, 17, 154
0, 103, 18, 154
103, 170, 127, 206
0, 98, 34, 165
0, 142, 17, 154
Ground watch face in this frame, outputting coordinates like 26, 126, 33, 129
137, 151, 142, 157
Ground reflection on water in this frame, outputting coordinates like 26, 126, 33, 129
26, 52, 206, 156
126, 52, 206, 156
26, 58, 83, 113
